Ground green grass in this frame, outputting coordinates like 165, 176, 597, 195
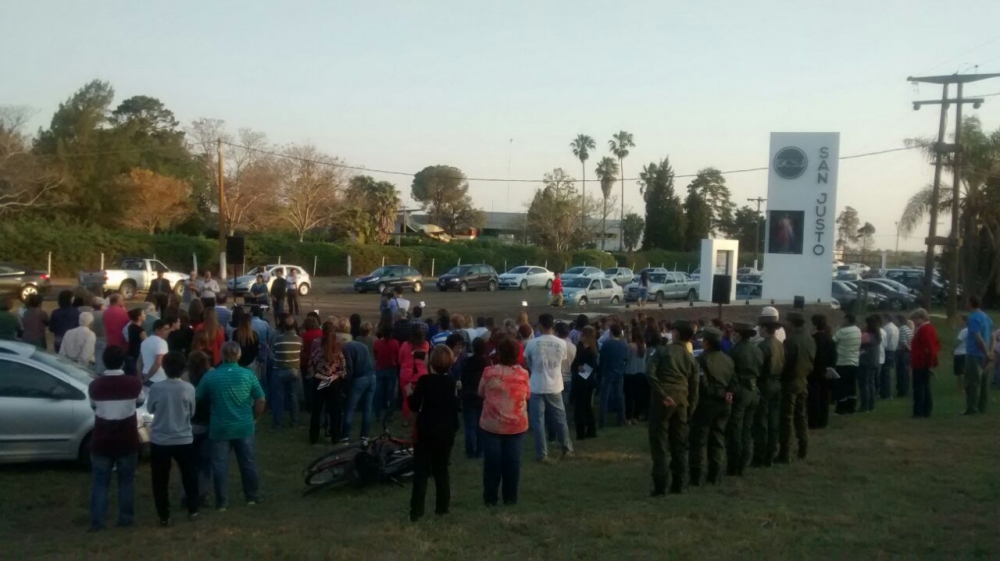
2, 316, 999, 559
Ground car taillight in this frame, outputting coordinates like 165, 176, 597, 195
40, 274, 49, 281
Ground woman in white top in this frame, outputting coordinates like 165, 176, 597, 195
954, 318, 968, 389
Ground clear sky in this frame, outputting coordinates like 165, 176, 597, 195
3, 1, 1000, 251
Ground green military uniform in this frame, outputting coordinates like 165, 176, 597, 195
752, 327, 785, 467
778, 317, 816, 462
688, 328, 736, 485
725, 324, 763, 476
647, 330, 699, 495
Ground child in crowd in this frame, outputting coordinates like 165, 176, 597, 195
407, 345, 459, 522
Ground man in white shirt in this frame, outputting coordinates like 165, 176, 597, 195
895, 314, 914, 397
880, 314, 899, 400
197, 271, 220, 302
60, 311, 97, 366
139, 319, 173, 385
523, 313, 573, 462
555, 321, 577, 423
832, 313, 862, 414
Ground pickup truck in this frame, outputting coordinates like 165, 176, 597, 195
625, 271, 700, 302
78, 258, 189, 300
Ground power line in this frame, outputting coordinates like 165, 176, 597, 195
922, 33, 1000, 73
219, 140, 925, 185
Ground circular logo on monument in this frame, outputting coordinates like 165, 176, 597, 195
773, 147, 808, 179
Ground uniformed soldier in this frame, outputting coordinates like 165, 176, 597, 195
688, 327, 736, 486
778, 312, 816, 463
646, 320, 699, 496
752, 317, 785, 467
725, 322, 763, 476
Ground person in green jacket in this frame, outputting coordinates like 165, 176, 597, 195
752, 317, 785, 467
646, 320, 699, 496
689, 327, 736, 486
725, 322, 762, 476
778, 312, 816, 463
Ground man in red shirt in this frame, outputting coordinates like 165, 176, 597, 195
909, 308, 940, 418
549, 274, 564, 308
103, 293, 130, 351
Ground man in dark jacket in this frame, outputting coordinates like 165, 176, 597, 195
778, 312, 816, 462
726, 322, 762, 476
270, 269, 287, 321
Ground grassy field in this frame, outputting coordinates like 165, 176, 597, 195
2, 317, 998, 559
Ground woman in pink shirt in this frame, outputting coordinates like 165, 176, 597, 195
478, 336, 530, 506
398, 328, 430, 422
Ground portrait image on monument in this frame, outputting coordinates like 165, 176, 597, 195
767, 210, 804, 255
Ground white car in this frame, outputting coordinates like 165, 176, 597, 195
229, 264, 312, 297
690, 268, 701, 281
498, 266, 555, 290
603, 267, 634, 286
559, 277, 624, 306
0, 341, 151, 464
561, 266, 605, 281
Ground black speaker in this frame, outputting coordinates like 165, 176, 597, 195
712, 275, 731, 305
793, 295, 805, 309
226, 236, 245, 263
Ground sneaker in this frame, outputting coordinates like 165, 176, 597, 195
247, 500, 260, 506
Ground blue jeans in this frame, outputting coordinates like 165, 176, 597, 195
859, 365, 877, 412
528, 393, 573, 460
270, 368, 302, 428
895, 349, 911, 397
463, 404, 483, 458
374, 368, 398, 418
90, 452, 138, 530
561, 378, 573, 423
210, 436, 260, 508
342, 375, 376, 440
879, 351, 895, 399
481, 431, 526, 505
599, 371, 626, 427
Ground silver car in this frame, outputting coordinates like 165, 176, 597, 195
498, 266, 555, 290
603, 267, 634, 286
0, 341, 151, 464
559, 277, 623, 306
228, 264, 312, 297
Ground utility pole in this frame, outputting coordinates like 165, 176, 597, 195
894, 220, 901, 258
908, 72, 999, 317
506, 138, 512, 212
747, 197, 766, 267
217, 138, 226, 279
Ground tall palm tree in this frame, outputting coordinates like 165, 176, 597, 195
595, 156, 619, 250
609, 131, 635, 250
570, 134, 596, 227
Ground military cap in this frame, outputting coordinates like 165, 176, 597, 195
671, 319, 693, 330
732, 321, 755, 332
701, 326, 723, 342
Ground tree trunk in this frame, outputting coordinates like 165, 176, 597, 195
581, 162, 586, 239
602, 196, 607, 250
619, 157, 625, 252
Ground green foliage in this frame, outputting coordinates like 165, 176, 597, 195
639, 157, 685, 250
341, 175, 401, 244
686, 167, 735, 235
410, 165, 484, 232
729, 205, 765, 258
621, 213, 644, 253
836, 206, 861, 251
682, 189, 712, 252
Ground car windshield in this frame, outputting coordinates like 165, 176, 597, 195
649, 274, 667, 283
447, 266, 473, 275
369, 267, 389, 277
565, 267, 586, 275
508, 267, 529, 274
603, 268, 619, 275
31, 350, 95, 384
564, 278, 591, 288
837, 265, 853, 272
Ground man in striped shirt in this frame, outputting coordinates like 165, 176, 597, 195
832, 313, 862, 415
271, 314, 303, 428
88, 346, 144, 531
895, 314, 914, 398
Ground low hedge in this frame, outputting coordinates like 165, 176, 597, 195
1, 220, 735, 277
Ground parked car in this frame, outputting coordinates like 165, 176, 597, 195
558, 277, 623, 306
78, 258, 189, 300
0, 341, 151, 465
690, 268, 701, 281
625, 271, 700, 303
884, 268, 950, 302
603, 267, 634, 286
437, 264, 498, 292
831, 281, 886, 312
857, 279, 916, 311
735, 282, 763, 300
354, 265, 423, 293
867, 277, 916, 296
634, 267, 669, 282
228, 264, 312, 297
737, 274, 763, 284
560, 266, 605, 281
0, 262, 51, 302
498, 266, 554, 290
737, 267, 761, 276
835, 272, 864, 282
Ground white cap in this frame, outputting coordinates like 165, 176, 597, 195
760, 306, 779, 320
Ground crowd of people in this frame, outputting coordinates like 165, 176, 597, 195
0, 277, 995, 529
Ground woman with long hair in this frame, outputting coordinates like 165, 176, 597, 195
187, 298, 205, 328
461, 337, 490, 458
197, 307, 225, 366
191, 329, 211, 358
479, 336, 531, 507
227, 305, 245, 341
308, 329, 347, 444
624, 329, 649, 424
571, 326, 599, 439
234, 312, 260, 369
399, 327, 430, 422
809, 314, 837, 429
349, 313, 362, 339
858, 315, 883, 413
